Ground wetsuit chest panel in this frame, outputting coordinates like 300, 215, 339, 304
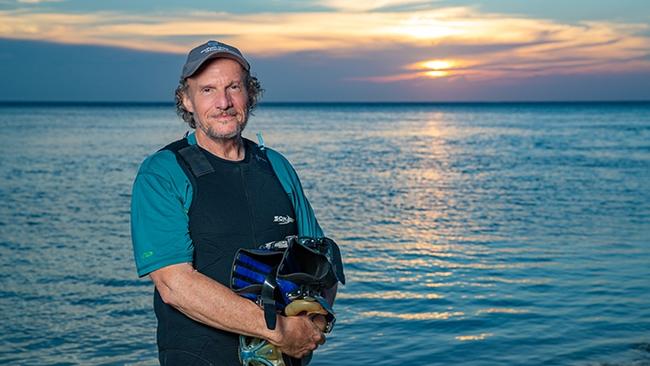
188, 141, 297, 283
154, 138, 298, 364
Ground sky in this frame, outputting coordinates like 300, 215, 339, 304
1, 0, 649, 102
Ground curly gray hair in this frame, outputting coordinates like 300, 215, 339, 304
174, 70, 263, 128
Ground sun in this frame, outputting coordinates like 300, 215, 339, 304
407, 59, 457, 78
424, 70, 450, 77
420, 60, 455, 70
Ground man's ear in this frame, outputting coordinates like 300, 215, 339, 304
181, 88, 194, 113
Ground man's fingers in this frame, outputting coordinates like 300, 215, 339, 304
277, 315, 327, 358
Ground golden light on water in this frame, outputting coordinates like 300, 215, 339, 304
475, 308, 530, 315
361, 311, 465, 320
337, 291, 444, 300
456, 333, 494, 341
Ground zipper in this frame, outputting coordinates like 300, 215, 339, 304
239, 165, 257, 246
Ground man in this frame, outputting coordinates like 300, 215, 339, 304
131, 40, 328, 365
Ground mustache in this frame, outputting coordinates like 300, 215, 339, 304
210, 108, 238, 118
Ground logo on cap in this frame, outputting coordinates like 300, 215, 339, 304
201, 45, 230, 54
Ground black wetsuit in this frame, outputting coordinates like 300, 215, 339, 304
155, 138, 298, 365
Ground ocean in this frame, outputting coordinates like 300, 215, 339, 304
1, 102, 649, 365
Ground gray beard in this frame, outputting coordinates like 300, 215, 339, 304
195, 108, 249, 140
201, 119, 248, 140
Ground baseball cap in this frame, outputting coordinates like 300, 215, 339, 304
181, 40, 250, 79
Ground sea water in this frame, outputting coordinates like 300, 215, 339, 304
0, 102, 649, 365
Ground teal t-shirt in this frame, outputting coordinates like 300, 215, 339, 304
130, 133, 323, 277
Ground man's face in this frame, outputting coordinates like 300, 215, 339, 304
182, 58, 249, 140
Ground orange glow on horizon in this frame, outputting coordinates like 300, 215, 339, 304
419, 60, 456, 70
406, 59, 464, 79
424, 70, 450, 78
1, 6, 649, 82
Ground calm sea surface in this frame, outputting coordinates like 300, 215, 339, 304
1, 102, 649, 365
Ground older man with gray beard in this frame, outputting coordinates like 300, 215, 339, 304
130, 40, 333, 365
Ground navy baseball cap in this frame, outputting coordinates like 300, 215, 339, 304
181, 40, 250, 79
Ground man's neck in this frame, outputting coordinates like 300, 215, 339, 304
196, 132, 245, 161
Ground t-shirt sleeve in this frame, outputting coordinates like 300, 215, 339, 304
130, 150, 194, 277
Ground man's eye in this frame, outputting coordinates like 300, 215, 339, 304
202, 88, 213, 94
230, 84, 241, 91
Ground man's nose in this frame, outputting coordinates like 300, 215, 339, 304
214, 90, 232, 110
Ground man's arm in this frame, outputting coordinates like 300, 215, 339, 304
150, 263, 325, 358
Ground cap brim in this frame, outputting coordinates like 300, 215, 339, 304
182, 52, 250, 79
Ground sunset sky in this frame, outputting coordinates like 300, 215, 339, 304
1, 0, 649, 102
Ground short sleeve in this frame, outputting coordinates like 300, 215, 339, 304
130, 150, 194, 277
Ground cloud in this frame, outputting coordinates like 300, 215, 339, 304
16, 0, 64, 3
0, 6, 648, 82
319, 0, 438, 12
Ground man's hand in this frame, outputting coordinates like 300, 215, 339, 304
271, 315, 325, 359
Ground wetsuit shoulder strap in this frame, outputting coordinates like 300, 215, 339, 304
177, 145, 214, 178
160, 137, 214, 178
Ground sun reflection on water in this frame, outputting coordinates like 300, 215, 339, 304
337, 291, 444, 300
476, 308, 530, 315
456, 333, 494, 341
360, 311, 465, 320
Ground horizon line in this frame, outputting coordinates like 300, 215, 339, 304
1, 100, 649, 106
